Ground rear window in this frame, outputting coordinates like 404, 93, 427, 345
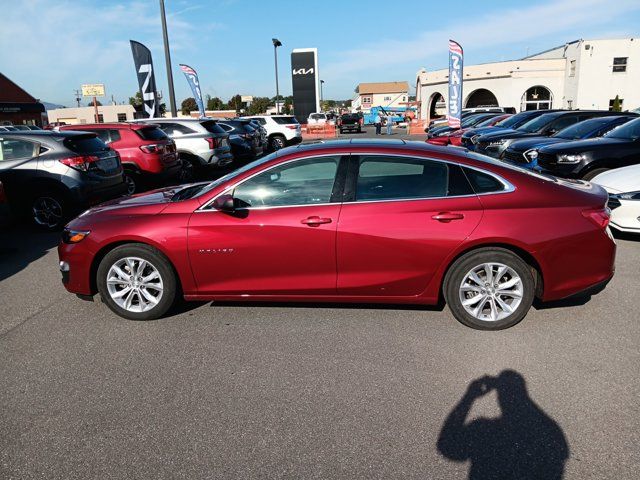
463, 167, 506, 193
136, 127, 168, 141
63, 135, 109, 153
200, 120, 226, 135
272, 116, 299, 125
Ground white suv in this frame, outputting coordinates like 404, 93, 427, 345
242, 115, 302, 151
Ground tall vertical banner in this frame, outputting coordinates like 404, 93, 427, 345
179, 64, 205, 118
130, 40, 159, 118
291, 48, 320, 123
447, 40, 464, 128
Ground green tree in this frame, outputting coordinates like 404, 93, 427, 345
247, 97, 271, 115
612, 95, 622, 112
227, 94, 243, 112
181, 97, 198, 115
207, 96, 226, 110
129, 91, 143, 107
88, 100, 102, 107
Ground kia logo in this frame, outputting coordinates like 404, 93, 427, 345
292, 68, 314, 75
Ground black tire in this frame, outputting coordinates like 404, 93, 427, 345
31, 190, 68, 230
269, 135, 286, 151
123, 169, 139, 195
443, 248, 535, 330
97, 243, 177, 321
177, 156, 196, 183
582, 168, 608, 181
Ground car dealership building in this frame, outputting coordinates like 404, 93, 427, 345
415, 38, 640, 121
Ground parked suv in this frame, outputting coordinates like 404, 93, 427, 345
0, 131, 125, 229
218, 119, 264, 160
134, 118, 233, 180
337, 113, 363, 133
243, 115, 302, 151
59, 123, 179, 194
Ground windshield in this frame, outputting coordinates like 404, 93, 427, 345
476, 116, 502, 127
604, 117, 640, 140
494, 115, 524, 128
171, 151, 280, 201
461, 115, 490, 128
553, 119, 602, 140
517, 113, 557, 133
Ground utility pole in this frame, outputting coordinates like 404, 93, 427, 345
159, 0, 177, 117
272, 38, 282, 114
73, 89, 81, 107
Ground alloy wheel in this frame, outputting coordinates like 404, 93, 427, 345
32, 196, 63, 228
124, 175, 137, 195
458, 262, 523, 322
106, 257, 164, 313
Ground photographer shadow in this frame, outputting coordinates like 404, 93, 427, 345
437, 370, 569, 480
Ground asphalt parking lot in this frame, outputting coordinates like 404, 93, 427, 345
1, 217, 639, 479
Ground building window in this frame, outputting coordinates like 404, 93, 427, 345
569, 60, 576, 77
383, 96, 392, 101
612, 57, 627, 73
117, 113, 127, 122
362, 96, 372, 104
609, 98, 624, 111
402, 96, 406, 102
97, 114, 104, 123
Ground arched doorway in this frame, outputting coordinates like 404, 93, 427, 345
465, 89, 499, 108
428, 92, 445, 119
521, 86, 553, 111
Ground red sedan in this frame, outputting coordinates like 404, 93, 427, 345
427, 114, 512, 147
58, 140, 615, 330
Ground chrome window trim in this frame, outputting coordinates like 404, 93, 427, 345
195, 151, 515, 213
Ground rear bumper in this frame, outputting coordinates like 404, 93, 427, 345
286, 136, 302, 146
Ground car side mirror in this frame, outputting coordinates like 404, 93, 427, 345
213, 193, 235, 212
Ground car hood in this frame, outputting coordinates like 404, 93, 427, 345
462, 126, 512, 138
591, 164, 640, 193
79, 185, 187, 218
538, 137, 628, 154
508, 137, 567, 152
478, 129, 536, 141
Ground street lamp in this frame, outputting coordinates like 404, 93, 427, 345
159, 0, 177, 117
272, 38, 282, 114
320, 79, 324, 109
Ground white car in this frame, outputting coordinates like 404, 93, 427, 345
307, 113, 327, 125
591, 165, 640, 234
243, 115, 302, 151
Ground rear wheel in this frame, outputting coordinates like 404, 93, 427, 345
97, 244, 177, 321
31, 191, 67, 230
177, 155, 196, 183
444, 248, 535, 330
123, 169, 138, 195
269, 135, 286, 151
582, 168, 608, 181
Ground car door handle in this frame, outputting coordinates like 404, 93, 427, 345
431, 212, 464, 222
301, 216, 332, 226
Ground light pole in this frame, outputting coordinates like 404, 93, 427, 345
159, 0, 177, 117
320, 79, 324, 109
272, 38, 282, 114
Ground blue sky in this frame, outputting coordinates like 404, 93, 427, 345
1, 0, 639, 107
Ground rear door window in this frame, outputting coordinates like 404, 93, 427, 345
200, 120, 226, 135
462, 167, 506, 194
158, 123, 195, 135
0, 139, 38, 161
355, 156, 451, 201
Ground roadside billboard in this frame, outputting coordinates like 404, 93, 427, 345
81, 84, 105, 97
291, 48, 319, 123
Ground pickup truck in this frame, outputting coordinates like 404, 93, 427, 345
337, 113, 363, 133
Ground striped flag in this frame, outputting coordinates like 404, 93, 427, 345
448, 40, 464, 129
179, 64, 205, 118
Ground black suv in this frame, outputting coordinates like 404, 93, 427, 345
537, 117, 640, 180
474, 110, 620, 158
0, 131, 125, 229
338, 113, 363, 133
218, 120, 264, 160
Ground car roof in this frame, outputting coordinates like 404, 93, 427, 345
59, 122, 154, 130
0, 130, 94, 138
138, 117, 217, 122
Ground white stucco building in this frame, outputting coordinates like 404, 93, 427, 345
416, 38, 640, 121
47, 104, 136, 125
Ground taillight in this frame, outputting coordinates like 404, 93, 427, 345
206, 137, 215, 149
285, 125, 298, 130
140, 144, 161, 154
582, 208, 610, 229
59, 155, 99, 171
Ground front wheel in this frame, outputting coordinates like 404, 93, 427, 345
444, 248, 535, 330
269, 135, 286, 151
97, 244, 177, 320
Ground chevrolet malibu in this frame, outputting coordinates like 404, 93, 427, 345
58, 140, 616, 330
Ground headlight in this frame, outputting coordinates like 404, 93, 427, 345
62, 229, 91, 244
471, 135, 480, 144
557, 153, 587, 164
619, 191, 640, 200
524, 149, 538, 161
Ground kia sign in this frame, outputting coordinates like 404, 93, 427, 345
447, 40, 464, 128
291, 48, 320, 123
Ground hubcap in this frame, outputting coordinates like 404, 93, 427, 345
106, 257, 163, 313
124, 175, 136, 195
459, 262, 523, 322
33, 196, 63, 228
272, 138, 284, 150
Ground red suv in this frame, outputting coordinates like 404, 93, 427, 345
58, 140, 616, 330
59, 123, 180, 194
